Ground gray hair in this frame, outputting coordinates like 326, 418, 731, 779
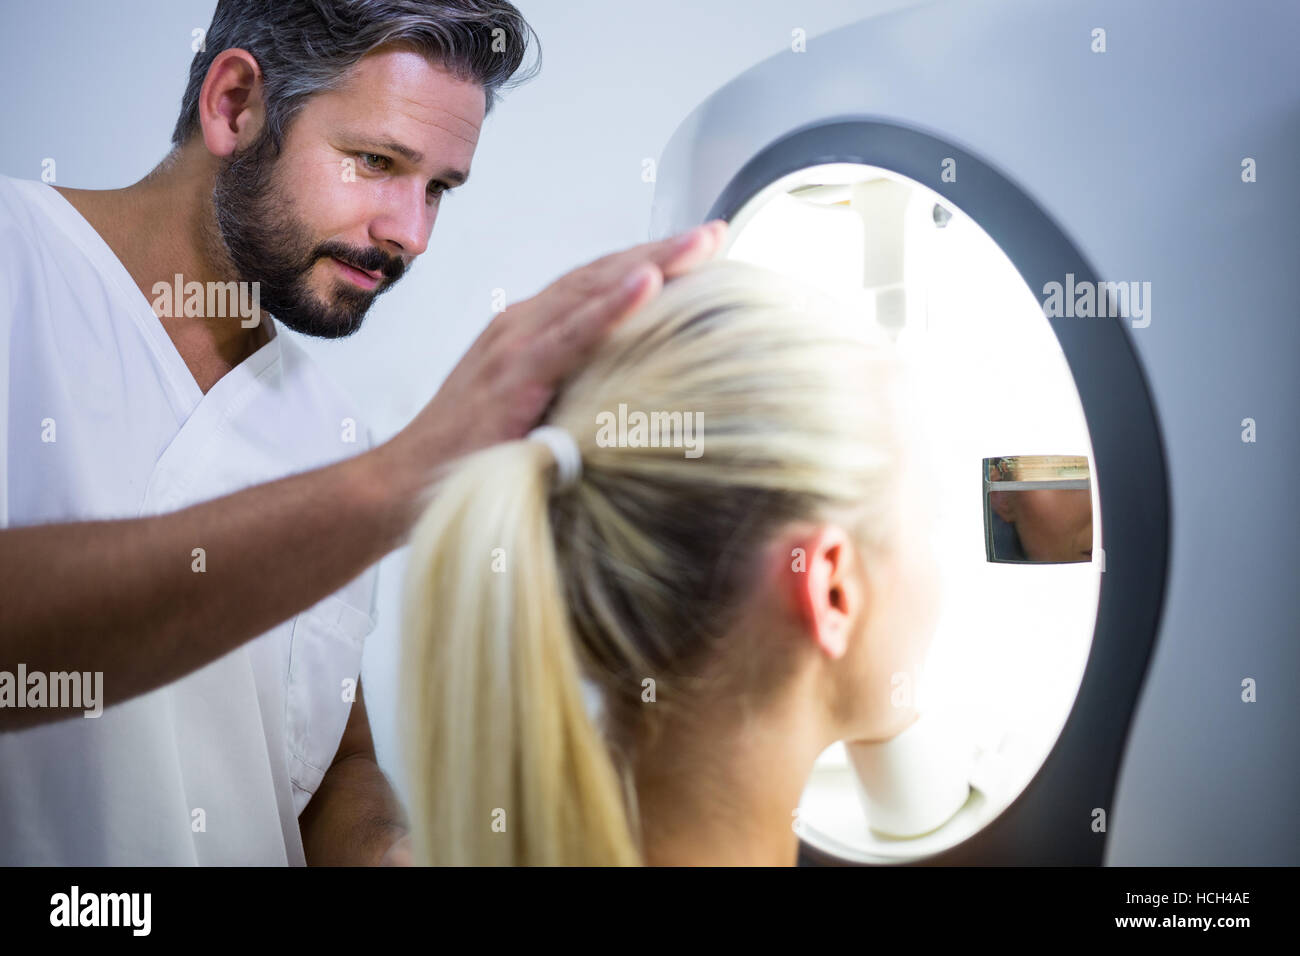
171, 0, 540, 149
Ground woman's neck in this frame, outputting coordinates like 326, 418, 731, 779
631, 683, 828, 866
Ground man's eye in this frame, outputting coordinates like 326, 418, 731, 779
360, 153, 390, 171
428, 183, 453, 201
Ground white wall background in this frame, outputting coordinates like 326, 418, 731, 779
0, 0, 926, 806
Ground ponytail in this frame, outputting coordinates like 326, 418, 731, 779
401, 439, 640, 865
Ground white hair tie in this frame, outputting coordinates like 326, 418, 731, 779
526, 425, 583, 491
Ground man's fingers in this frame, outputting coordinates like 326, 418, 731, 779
596, 220, 728, 284
414, 222, 730, 465
660, 219, 729, 278
488, 220, 728, 428
533, 262, 663, 387
525, 222, 727, 389
538, 221, 728, 319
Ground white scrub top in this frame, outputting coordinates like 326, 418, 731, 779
0, 174, 380, 865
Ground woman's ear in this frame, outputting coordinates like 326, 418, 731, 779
781, 524, 864, 660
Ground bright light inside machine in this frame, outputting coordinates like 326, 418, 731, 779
724, 163, 1101, 863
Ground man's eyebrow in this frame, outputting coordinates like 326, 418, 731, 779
360, 138, 470, 185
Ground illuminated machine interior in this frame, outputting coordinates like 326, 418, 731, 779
648, 0, 1300, 868
722, 163, 1101, 862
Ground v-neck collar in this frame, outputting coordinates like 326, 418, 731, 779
27, 180, 281, 420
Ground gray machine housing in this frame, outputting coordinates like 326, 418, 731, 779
650, 0, 1299, 865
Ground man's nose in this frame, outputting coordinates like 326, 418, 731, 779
371, 182, 433, 258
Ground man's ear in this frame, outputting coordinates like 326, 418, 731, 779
989, 490, 1016, 523
198, 48, 266, 158
783, 524, 863, 660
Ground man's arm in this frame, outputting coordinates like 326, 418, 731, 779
0, 446, 409, 731
0, 222, 725, 732
299, 678, 408, 866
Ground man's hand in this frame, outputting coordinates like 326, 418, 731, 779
373, 221, 728, 505
299, 680, 410, 866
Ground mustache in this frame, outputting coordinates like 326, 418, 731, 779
315, 241, 406, 283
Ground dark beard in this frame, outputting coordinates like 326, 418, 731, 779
209, 130, 406, 339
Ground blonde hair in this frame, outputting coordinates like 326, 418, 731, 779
401, 258, 907, 865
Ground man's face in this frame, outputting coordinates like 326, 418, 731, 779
212, 46, 485, 337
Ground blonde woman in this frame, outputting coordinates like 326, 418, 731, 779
400, 258, 942, 865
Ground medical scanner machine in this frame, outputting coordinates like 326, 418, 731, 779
649, 0, 1298, 865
